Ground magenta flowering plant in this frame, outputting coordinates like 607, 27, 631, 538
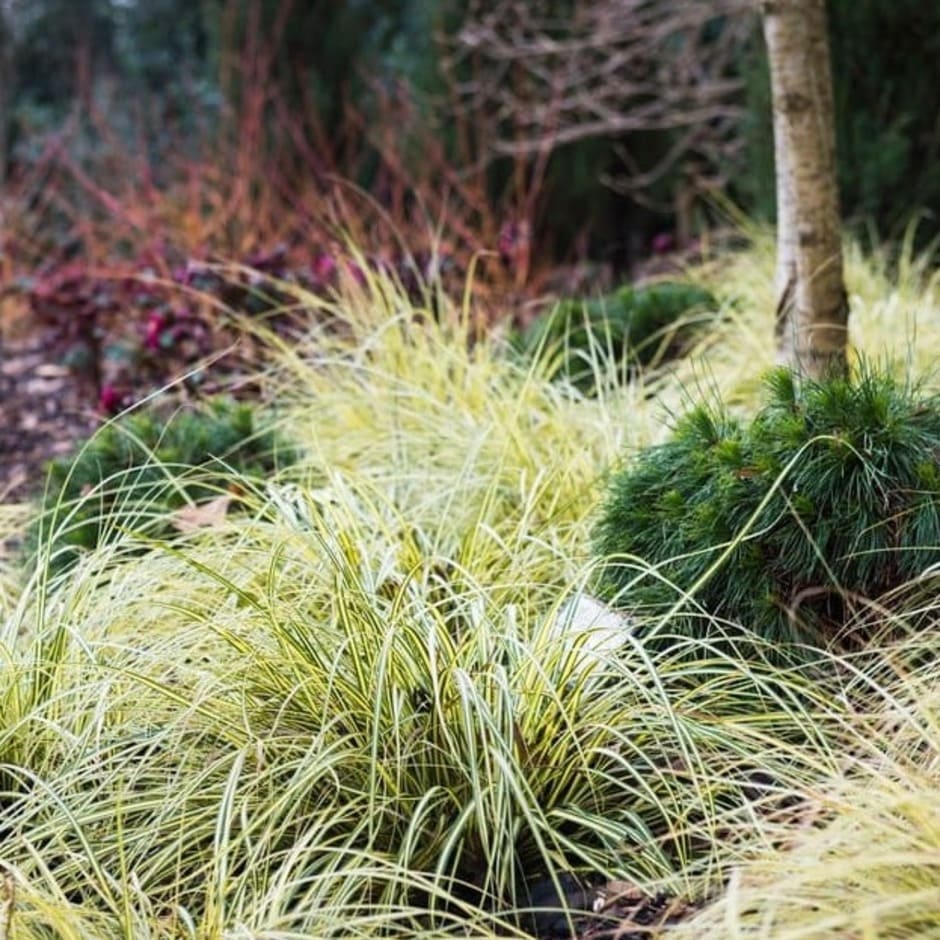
17, 238, 470, 416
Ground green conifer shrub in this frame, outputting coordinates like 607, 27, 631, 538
517, 281, 719, 393
594, 368, 940, 646
30, 398, 296, 574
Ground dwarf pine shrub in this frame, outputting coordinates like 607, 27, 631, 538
594, 367, 940, 646
517, 281, 719, 393
30, 397, 295, 573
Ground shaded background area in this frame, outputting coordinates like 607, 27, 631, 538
1, 0, 937, 273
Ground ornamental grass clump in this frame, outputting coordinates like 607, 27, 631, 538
149, 474, 835, 933
595, 367, 940, 646
675, 639, 940, 939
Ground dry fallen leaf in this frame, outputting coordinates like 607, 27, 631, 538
170, 494, 233, 533
34, 363, 72, 379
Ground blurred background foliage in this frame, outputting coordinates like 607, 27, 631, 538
0, 0, 937, 271
737, 0, 940, 240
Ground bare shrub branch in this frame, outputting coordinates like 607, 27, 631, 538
444, 0, 757, 201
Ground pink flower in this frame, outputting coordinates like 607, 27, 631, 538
311, 253, 337, 285
144, 311, 168, 351
98, 383, 123, 414
651, 232, 676, 255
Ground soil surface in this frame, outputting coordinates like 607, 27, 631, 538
1, 332, 100, 503
534, 880, 702, 938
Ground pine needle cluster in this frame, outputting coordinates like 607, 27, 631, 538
595, 367, 940, 645
517, 281, 719, 392
30, 398, 295, 573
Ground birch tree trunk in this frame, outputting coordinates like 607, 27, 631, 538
763, 0, 848, 379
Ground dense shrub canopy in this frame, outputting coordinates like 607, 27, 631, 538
31, 398, 295, 573
595, 368, 940, 645
516, 281, 719, 393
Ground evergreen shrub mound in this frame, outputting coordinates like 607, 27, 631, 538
594, 368, 940, 645
518, 281, 719, 393
31, 398, 295, 573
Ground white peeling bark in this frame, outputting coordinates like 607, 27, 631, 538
763, 0, 848, 379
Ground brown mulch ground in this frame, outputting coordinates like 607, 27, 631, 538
525, 876, 703, 939
0, 332, 101, 504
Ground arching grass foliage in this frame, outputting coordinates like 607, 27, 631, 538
3, 234, 940, 937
